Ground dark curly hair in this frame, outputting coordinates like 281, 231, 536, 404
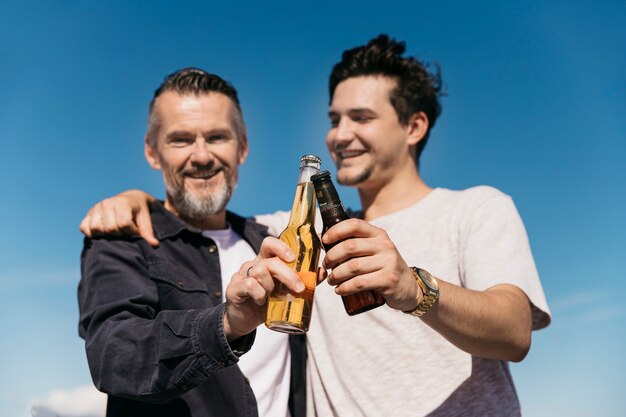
329, 34, 443, 163
147, 68, 245, 146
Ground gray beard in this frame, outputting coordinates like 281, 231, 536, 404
165, 178, 233, 221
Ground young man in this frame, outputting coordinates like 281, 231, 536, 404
82, 35, 551, 416
78, 68, 306, 417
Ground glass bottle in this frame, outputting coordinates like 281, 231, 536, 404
265, 155, 322, 333
311, 170, 385, 315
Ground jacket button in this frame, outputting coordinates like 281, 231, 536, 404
208, 245, 218, 253
180, 384, 188, 391
176, 279, 185, 287
219, 357, 226, 365
213, 290, 222, 298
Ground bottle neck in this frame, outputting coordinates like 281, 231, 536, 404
287, 166, 319, 227
314, 178, 349, 226
319, 205, 350, 226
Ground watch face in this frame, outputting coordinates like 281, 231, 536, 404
417, 268, 438, 291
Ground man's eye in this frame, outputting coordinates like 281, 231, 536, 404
171, 138, 191, 144
353, 115, 373, 123
329, 118, 339, 128
208, 135, 227, 142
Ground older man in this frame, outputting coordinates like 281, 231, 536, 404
78, 68, 305, 417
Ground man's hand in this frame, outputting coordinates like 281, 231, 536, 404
321, 218, 421, 312
322, 219, 533, 362
223, 237, 303, 342
79, 189, 159, 247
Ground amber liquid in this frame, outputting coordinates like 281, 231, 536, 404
266, 182, 322, 334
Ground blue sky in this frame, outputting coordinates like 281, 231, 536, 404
1, 1, 625, 416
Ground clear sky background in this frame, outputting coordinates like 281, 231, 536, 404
1, 1, 624, 416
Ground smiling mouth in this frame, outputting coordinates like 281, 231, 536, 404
337, 150, 366, 160
184, 169, 221, 180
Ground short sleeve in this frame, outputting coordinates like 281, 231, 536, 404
254, 211, 291, 237
459, 188, 551, 330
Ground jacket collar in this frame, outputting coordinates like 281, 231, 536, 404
150, 201, 269, 251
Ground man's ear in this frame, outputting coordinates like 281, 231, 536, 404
238, 132, 249, 165
406, 112, 429, 147
144, 135, 161, 170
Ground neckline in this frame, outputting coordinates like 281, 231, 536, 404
362, 187, 443, 224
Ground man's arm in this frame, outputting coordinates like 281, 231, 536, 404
79, 236, 300, 402
321, 218, 533, 362
79, 189, 159, 246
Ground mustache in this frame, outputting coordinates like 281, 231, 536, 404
182, 165, 224, 177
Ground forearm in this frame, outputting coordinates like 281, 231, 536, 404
421, 281, 532, 362
84, 304, 252, 402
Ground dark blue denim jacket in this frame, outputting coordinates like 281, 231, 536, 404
79, 201, 306, 417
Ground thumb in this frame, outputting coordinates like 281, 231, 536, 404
136, 210, 159, 247
79, 216, 92, 237
79, 207, 96, 237
316, 266, 327, 286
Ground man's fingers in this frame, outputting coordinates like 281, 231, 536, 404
87, 205, 110, 235
235, 276, 269, 306
333, 270, 382, 296
101, 201, 123, 235
229, 268, 273, 307
257, 237, 295, 263
242, 264, 275, 296
136, 208, 159, 247
322, 236, 383, 270
79, 208, 94, 237
247, 258, 304, 294
321, 218, 381, 246
325, 252, 388, 286
265, 258, 305, 293
114, 205, 137, 236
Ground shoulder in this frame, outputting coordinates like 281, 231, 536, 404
253, 210, 291, 237
83, 235, 149, 254
436, 186, 514, 216
81, 235, 151, 270
446, 185, 511, 204
426, 186, 523, 236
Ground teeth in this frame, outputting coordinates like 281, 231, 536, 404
187, 171, 217, 179
339, 150, 364, 158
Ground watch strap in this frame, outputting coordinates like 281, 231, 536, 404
403, 267, 439, 317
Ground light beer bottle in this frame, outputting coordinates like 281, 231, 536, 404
265, 155, 322, 334
311, 170, 386, 315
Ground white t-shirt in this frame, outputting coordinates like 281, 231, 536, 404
256, 186, 551, 417
202, 226, 291, 417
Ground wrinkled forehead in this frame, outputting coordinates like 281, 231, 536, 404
153, 91, 235, 119
150, 91, 245, 140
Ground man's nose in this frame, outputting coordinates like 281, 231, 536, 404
334, 117, 355, 143
190, 139, 212, 165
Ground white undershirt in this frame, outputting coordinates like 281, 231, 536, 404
202, 226, 291, 417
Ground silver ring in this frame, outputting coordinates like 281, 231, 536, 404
246, 266, 254, 277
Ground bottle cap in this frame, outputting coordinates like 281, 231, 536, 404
300, 154, 322, 164
311, 170, 331, 183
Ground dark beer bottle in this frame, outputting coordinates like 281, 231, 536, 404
311, 170, 385, 315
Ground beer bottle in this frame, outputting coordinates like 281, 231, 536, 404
311, 170, 385, 315
265, 155, 323, 334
